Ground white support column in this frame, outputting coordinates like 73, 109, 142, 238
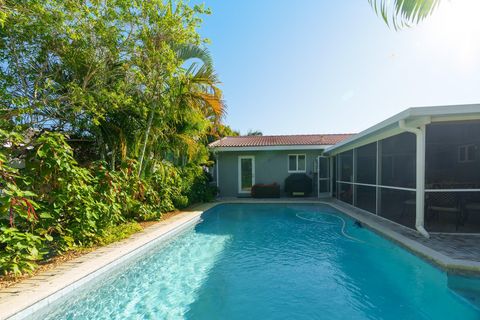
317, 156, 320, 199
329, 156, 333, 197
352, 148, 357, 207
415, 125, 427, 237
399, 120, 429, 238
376, 141, 380, 215
216, 153, 220, 188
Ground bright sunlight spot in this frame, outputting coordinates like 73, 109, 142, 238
419, 0, 480, 70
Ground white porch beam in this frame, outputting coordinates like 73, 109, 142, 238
399, 119, 430, 238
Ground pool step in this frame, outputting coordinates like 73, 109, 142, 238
448, 274, 480, 310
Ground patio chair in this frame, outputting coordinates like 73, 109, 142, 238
426, 192, 465, 231
462, 192, 480, 228
400, 198, 415, 221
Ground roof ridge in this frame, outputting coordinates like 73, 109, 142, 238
209, 133, 355, 148
226, 133, 355, 138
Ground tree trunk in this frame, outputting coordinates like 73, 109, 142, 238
138, 107, 155, 177
111, 144, 116, 171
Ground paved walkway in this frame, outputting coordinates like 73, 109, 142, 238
425, 233, 480, 261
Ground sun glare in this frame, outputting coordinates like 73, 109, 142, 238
419, 0, 480, 69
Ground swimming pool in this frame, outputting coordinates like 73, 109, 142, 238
32, 203, 479, 319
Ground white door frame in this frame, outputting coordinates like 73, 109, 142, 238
317, 156, 330, 197
238, 156, 255, 193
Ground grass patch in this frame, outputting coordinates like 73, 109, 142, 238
94, 222, 143, 246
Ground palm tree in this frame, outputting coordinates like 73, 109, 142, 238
246, 130, 263, 136
368, 0, 441, 30
137, 44, 225, 176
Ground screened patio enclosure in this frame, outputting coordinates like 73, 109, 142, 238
324, 105, 480, 235
425, 121, 480, 233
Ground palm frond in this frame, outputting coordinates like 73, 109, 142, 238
368, 0, 441, 30
196, 92, 224, 116
175, 44, 213, 70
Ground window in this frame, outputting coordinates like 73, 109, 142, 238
288, 154, 306, 172
355, 142, 377, 185
458, 144, 476, 163
338, 150, 353, 182
380, 132, 416, 189
426, 121, 480, 188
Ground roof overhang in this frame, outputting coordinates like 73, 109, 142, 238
325, 104, 480, 156
210, 145, 331, 152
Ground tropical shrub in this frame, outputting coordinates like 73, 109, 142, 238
0, 131, 49, 275
0, 0, 225, 276
0, 130, 217, 276
94, 222, 143, 247
24, 133, 109, 248
0, 228, 46, 275
180, 165, 217, 205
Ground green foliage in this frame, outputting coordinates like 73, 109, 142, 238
179, 165, 217, 205
0, 130, 49, 275
94, 222, 142, 247
0, 130, 216, 276
25, 132, 118, 248
368, 0, 441, 30
0, 227, 46, 275
246, 130, 263, 136
0, 0, 222, 276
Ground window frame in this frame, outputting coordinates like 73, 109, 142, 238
238, 155, 255, 193
288, 154, 307, 173
458, 144, 476, 163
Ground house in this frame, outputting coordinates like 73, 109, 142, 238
209, 134, 353, 197
209, 104, 480, 235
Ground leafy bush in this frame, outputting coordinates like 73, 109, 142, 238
1, 0, 222, 277
179, 165, 217, 205
0, 131, 216, 276
0, 131, 49, 275
0, 228, 46, 275
94, 222, 142, 246
25, 133, 111, 248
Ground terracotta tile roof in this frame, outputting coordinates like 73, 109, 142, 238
209, 134, 355, 148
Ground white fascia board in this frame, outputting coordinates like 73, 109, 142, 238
325, 104, 480, 155
210, 145, 330, 152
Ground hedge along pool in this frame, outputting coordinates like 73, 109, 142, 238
30, 203, 479, 320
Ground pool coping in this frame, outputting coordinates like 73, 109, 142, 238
0, 203, 217, 320
324, 200, 480, 276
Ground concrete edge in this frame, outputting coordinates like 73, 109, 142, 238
0, 204, 218, 320
325, 200, 480, 276
325, 201, 480, 274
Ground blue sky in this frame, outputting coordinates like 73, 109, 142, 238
196, 0, 480, 135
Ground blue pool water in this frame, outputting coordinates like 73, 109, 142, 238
33, 204, 479, 319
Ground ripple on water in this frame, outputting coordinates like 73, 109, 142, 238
33, 230, 231, 320
31, 204, 480, 320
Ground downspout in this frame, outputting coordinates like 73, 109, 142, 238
399, 119, 430, 238
216, 151, 219, 189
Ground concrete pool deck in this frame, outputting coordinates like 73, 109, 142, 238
1, 199, 479, 319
